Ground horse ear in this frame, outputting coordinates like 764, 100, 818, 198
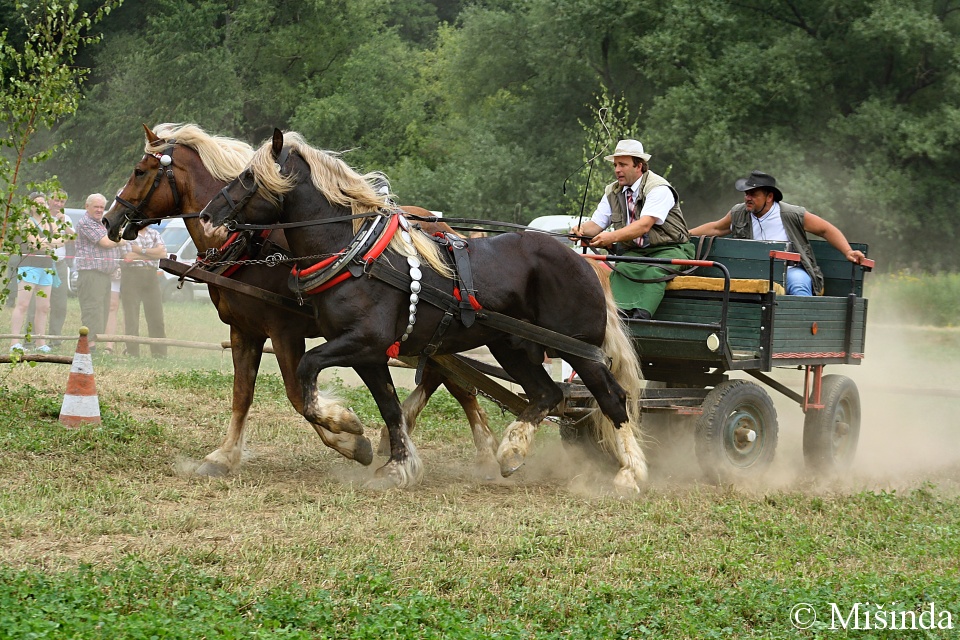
272, 128, 283, 158
143, 123, 162, 145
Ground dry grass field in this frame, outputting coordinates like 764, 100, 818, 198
1, 295, 959, 637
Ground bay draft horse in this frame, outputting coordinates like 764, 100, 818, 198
102, 123, 499, 478
199, 129, 649, 493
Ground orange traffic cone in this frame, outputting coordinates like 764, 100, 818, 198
59, 327, 101, 428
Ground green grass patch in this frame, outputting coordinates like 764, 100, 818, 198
2, 296, 960, 637
1, 545, 959, 638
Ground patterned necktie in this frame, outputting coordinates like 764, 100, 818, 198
625, 187, 635, 223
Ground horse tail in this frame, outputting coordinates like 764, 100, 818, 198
583, 259, 646, 473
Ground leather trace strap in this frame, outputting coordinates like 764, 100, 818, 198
432, 232, 480, 328
415, 310, 455, 385
366, 258, 607, 365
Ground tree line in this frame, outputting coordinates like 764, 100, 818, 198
6, 0, 960, 271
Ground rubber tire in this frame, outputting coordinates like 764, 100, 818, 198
694, 379, 778, 483
802, 375, 861, 474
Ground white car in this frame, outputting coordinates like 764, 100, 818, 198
526, 214, 583, 248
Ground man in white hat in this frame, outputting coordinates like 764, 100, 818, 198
689, 170, 865, 295
572, 139, 693, 320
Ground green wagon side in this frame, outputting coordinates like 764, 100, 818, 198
603, 236, 873, 482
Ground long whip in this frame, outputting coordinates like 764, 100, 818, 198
561, 107, 612, 254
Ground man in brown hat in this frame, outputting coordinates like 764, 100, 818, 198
571, 139, 694, 320
689, 170, 864, 295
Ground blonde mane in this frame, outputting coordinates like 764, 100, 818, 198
148, 123, 254, 182
248, 131, 452, 278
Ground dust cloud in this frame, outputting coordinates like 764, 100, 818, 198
633, 320, 960, 494
457, 321, 960, 497
297, 322, 960, 497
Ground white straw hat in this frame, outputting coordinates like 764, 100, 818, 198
604, 139, 651, 162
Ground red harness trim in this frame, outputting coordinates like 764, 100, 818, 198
294, 213, 401, 296
452, 287, 482, 310
292, 250, 343, 278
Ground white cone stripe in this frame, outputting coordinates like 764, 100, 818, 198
70, 354, 94, 375
60, 395, 100, 417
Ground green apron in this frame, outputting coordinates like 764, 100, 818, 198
609, 242, 695, 315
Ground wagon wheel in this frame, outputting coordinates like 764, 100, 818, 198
558, 417, 619, 471
694, 380, 778, 483
802, 375, 861, 474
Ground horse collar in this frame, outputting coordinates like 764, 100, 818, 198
290, 212, 399, 297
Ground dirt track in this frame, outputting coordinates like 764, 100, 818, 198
314, 324, 960, 492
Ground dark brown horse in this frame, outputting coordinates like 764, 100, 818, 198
102, 123, 498, 478
200, 129, 649, 493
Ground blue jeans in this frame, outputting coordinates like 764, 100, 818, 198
786, 266, 813, 296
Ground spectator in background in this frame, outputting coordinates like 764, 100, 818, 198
120, 225, 167, 358
46, 192, 72, 345
75, 193, 123, 352
8, 193, 62, 354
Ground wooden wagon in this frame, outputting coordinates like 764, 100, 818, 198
561, 237, 873, 482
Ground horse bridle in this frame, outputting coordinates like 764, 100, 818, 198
214, 146, 297, 231
215, 169, 266, 231
112, 142, 183, 228
214, 146, 393, 232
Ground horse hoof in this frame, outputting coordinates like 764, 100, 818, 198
498, 451, 525, 477
354, 437, 374, 466
195, 460, 231, 477
375, 436, 390, 458
365, 464, 406, 490
340, 415, 364, 436
613, 469, 641, 496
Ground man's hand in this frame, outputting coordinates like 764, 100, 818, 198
589, 232, 618, 249
845, 249, 866, 264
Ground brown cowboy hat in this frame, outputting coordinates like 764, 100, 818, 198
735, 170, 783, 202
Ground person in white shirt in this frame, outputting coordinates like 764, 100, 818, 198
689, 171, 865, 295
571, 139, 693, 320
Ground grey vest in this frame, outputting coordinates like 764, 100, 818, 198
730, 202, 824, 295
605, 171, 689, 247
